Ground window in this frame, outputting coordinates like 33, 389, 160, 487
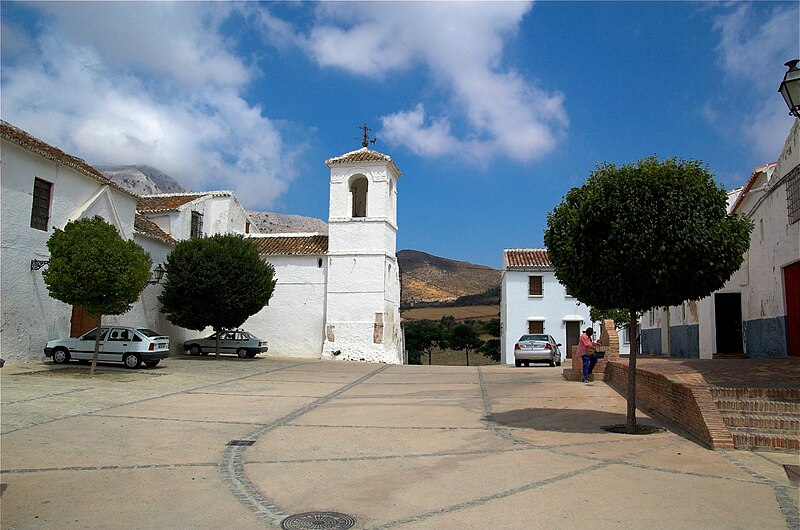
528, 320, 544, 334
350, 176, 368, 218
787, 164, 800, 225
190, 211, 203, 239
245, 221, 251, 234
565, 285, 574, 297
30, 178, 53, 231
528, 276, 543, 296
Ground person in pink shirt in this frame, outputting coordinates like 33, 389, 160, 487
576, 327, 600, 382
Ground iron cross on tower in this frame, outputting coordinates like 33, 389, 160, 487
359, 124, 376, 148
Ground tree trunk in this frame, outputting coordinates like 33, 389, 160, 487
90, 314, 103, 375
428, 350, 432, 365
626, 310, 638, 433
465, 349, 470, 367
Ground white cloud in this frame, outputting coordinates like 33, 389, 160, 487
273, 2, 567, 163
712, 3, 799, 162
1, 3, 301, 210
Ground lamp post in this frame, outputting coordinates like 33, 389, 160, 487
147, 263, 166, 285
779, 59, 800, 118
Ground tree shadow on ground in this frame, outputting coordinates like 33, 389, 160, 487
490, 407, 649, 434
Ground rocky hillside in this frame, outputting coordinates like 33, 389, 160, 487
398, 249, 500, 304
98, 165, 185, 195
248, 211, 328, 234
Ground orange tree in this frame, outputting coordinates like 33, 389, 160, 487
544, 156, 751, 433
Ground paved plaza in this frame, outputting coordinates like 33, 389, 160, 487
1, 355, 798, 529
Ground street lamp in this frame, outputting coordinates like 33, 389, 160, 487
147, 263, 166, 285
778, 59, 800, 118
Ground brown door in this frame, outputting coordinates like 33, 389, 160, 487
785, 262, 800, 357
566, 321, 581, 358
715, 293, 743, 354
70, 306, 99, 337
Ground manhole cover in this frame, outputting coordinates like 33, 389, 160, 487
280, 512, 356, 530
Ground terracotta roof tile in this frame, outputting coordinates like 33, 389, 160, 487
134, 215, 176, 244
504, 248, 551, 269
730, 162, 777, 214
327, 147, 392, 165
137, 193, 208, 213
0, 120, 134, 196
250, 235, 328, 256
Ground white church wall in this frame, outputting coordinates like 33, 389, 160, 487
0, 139, 137, 361
243, 255, 328, 358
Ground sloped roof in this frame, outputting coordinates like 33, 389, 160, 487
326, 147, 401, 176
134, 214, 176, 244
250, 234, 328, 256
0, 120, 135, 197
730, 162, 778, 214
504, 248, 551, 269
137, 192, 217, 213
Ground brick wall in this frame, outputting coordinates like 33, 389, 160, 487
604, 361, 735, 449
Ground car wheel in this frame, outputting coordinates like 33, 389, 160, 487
549, 359, 556, 367
237, 348, 248, 359
144, 360, 160, 368
52, 348, 70, 364
189, 344, 201, 356
524, 361, 530, 367
246, 352, 257, 358
515, 359, 522, 367
123, 353, 141, 369
556, 359, 562, 366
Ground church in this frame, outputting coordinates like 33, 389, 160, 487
0, 119, 403, 364
244, 146, 404, 364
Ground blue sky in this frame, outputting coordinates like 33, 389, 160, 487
2, 2, 798, 268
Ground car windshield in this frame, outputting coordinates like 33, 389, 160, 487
82, 328, 108, 341
520, 334, 549, 342
135, 328, 162, 337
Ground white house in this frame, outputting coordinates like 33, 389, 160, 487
0, 120, 141, 361
640, 120, 800, 358
243, 147, 403, 364
500, 249, 592, 365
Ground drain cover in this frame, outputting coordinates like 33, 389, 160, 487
280, 512, 356, 530
227, 440, 256, 446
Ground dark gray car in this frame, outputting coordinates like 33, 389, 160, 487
183, 330, 268, 358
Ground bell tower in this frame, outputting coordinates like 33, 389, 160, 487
322, 135, 402, 364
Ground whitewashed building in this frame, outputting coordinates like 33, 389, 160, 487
244, 148, 403, 364
640, 120, 800, 358
500, 249, 592, 365
0, 120, 141, 361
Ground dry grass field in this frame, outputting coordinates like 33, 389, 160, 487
401, 304, 499, 322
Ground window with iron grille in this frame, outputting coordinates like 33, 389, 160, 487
30, 178, 53, 231
787, 164, 800, 225
528, 275, 543, 296
528, 320, 544, 334
190, 211, 203, 239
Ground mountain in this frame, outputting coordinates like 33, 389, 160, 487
398, 249, 500, 305
98, 165, 186, 195
248, 211, 328, 234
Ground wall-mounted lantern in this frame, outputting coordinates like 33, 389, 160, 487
779, 59, 800, 118
31, 259, 50, 271
147, 263, 166, 285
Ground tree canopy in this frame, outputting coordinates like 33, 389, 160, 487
44, 217, 152, 317
544, 156, 751, 313
544, 156, 751, 432
159, 235, 276, 338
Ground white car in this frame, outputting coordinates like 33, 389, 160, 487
514, 334, 563, 367
45, 326, 170, 369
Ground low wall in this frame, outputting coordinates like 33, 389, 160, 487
603, 360, 734, 450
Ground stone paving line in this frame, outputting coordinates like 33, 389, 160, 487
1, 357, 798, 530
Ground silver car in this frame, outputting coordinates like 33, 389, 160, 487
514, 334, 562, 367
44, 326, 170, 369
183, 330, 268, 358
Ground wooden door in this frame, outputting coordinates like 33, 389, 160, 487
784, 262, 800, 357
714, 293, 743, 354
70, 306, 99, 337
565, 321, 581, 358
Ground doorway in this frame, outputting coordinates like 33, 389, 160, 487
70, 306, 99, 337
784, 262, 800, 357
714, 293, 743, 355
565, 321, 581, 358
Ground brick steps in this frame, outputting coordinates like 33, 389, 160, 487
711, 387, 800, 453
